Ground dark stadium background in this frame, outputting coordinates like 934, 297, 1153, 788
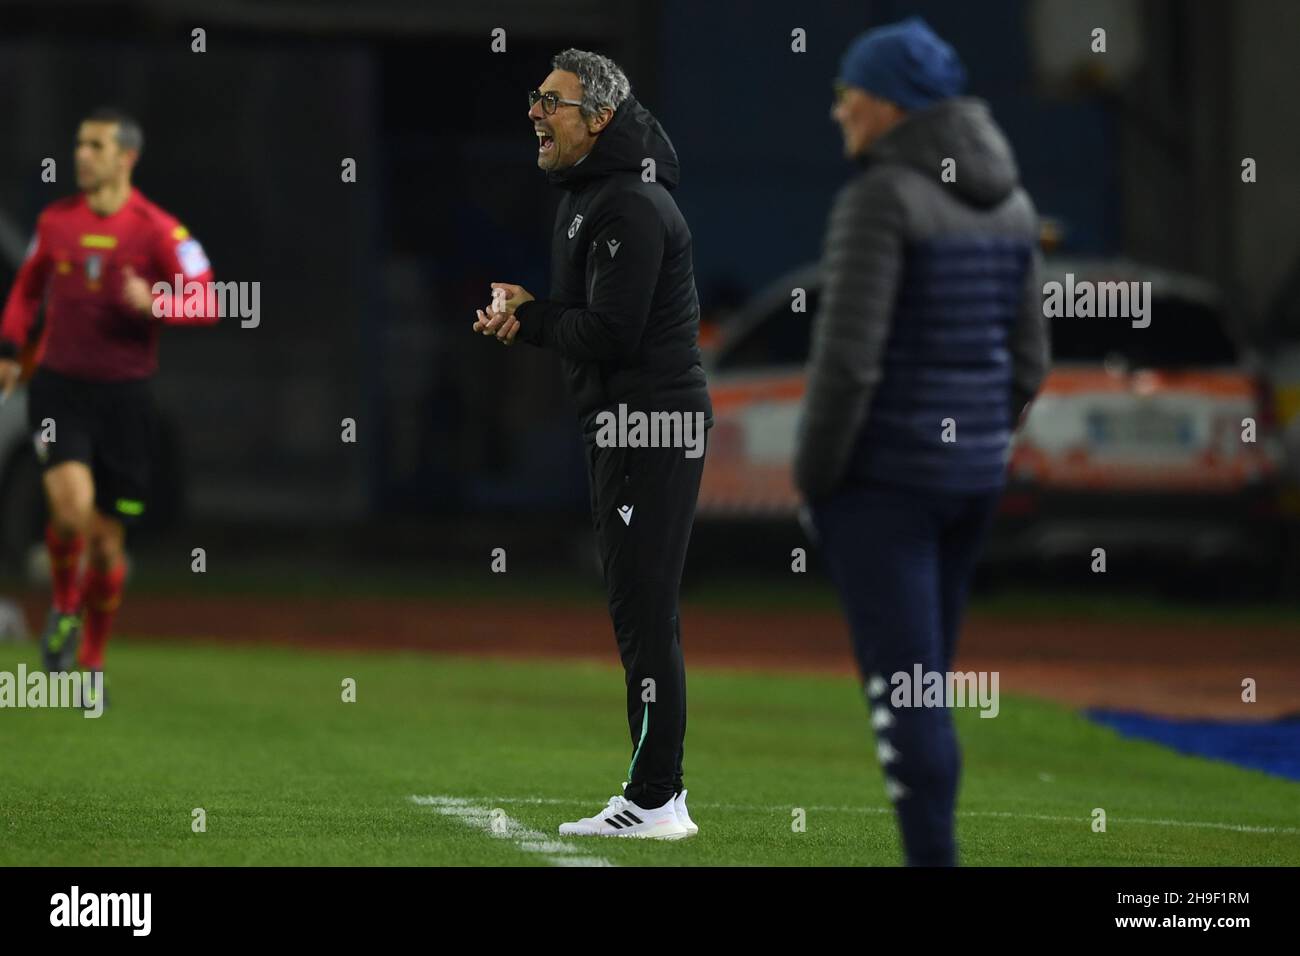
1, 0, 1298, 592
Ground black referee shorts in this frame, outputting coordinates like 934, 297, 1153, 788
26, 366, 158, 526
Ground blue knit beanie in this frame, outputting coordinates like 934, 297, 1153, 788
838, 16, 967, 110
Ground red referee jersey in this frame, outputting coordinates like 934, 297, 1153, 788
0, 187, 217, 383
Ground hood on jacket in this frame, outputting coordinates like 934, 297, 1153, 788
865, 97, 1019, 208
547, 94, 681, 191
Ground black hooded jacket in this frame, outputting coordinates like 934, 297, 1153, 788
514, 95, 713, 441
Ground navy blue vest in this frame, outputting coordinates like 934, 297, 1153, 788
847, 235, 1033, 494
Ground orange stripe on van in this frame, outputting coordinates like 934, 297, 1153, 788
709, 375, 806, 411
1042, 368, 1255, 397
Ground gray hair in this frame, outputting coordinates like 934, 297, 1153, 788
551, 48, 631, 122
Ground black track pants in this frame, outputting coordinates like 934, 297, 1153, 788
585, 432, 707, 811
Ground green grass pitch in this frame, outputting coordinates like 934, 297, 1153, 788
1, 638, 1297, 866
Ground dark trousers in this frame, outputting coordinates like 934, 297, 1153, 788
586, 433, 706, 810
810, 478, 1000, 866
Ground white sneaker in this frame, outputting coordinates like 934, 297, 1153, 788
674, 789, 698, 837
559, 792, 688, 840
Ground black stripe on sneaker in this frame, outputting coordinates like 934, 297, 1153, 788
622, 811, 643, 825
604, 816, 625, 829
611, 813, 634, 827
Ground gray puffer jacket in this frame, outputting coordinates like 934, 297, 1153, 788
794, 97, 1049, 499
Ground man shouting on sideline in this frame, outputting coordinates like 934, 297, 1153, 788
475, 49, 713, 840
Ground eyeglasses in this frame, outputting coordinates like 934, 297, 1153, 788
528, 89, 584, 116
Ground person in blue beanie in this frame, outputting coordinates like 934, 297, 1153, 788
794, 17, 1050, 866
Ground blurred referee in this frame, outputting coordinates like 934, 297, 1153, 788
794, 19, 1049, 865
476, 50, 712, 840
0, 108, 218, 706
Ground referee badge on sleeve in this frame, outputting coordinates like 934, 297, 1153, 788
176, 238, 210, 278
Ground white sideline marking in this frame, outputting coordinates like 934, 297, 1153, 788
960, 809, 1299, 835
410, 795, 615, 867
426, 794, 1300, 836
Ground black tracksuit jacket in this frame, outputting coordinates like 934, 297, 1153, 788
515, 95, 713, 439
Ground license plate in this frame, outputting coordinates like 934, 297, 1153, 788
1087, 409, 1194, 448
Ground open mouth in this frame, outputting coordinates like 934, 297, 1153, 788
536, 129, 555, 153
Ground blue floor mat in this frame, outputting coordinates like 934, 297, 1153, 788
1086, 709, 1300, 782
